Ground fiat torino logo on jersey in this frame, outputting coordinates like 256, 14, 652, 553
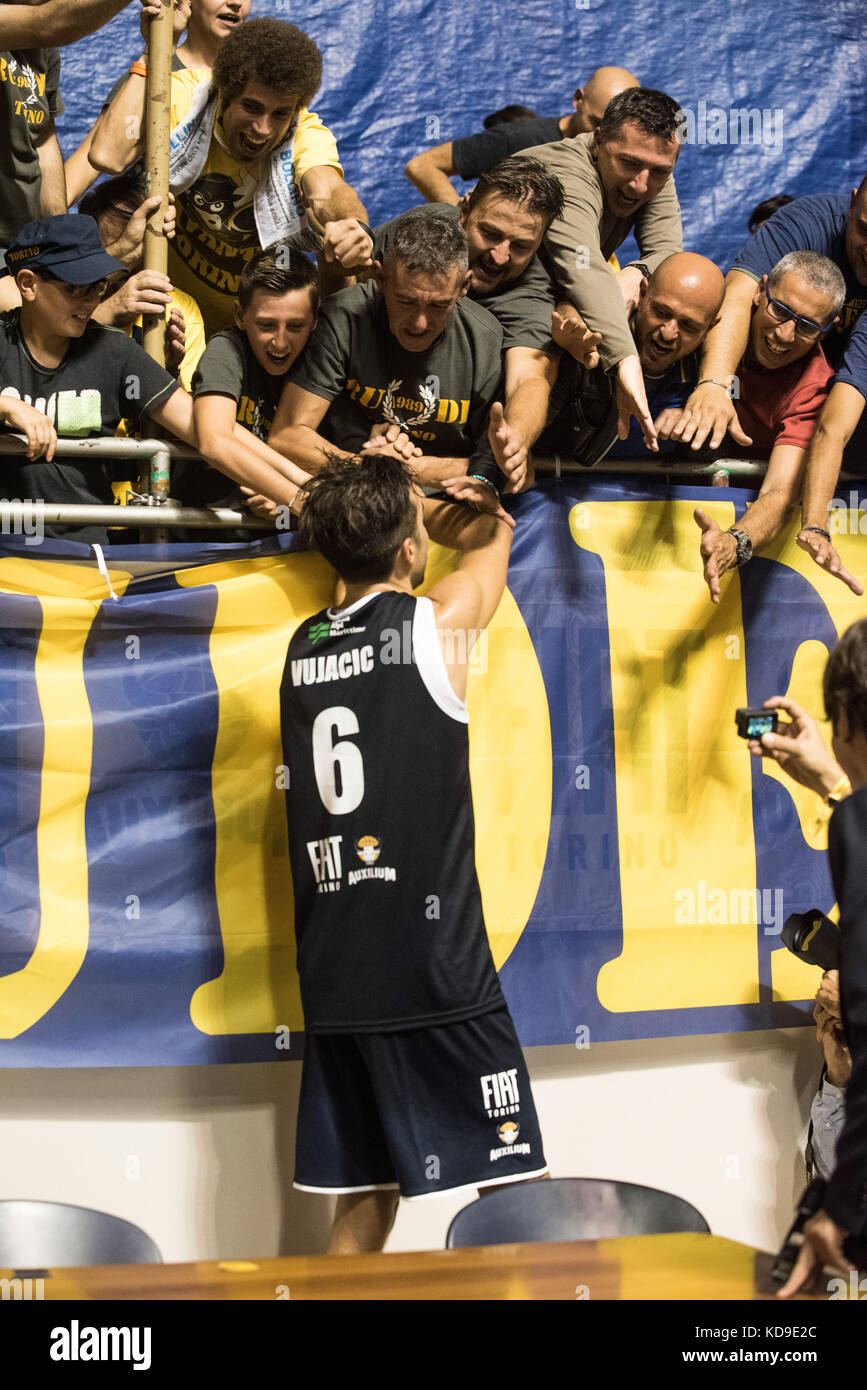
307, 835, 343, 893
480, 1068, 520, 1118
355, 835, 381, 865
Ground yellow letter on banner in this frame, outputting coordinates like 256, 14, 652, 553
572, 499, 760, 1011
0, 559, 131, 1037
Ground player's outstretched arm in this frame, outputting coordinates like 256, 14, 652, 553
404, 143, 460, 205
422, 498, 513, 637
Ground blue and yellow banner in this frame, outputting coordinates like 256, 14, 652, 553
0, 478, 862, 1066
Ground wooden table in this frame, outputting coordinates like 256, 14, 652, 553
7, 1234, 826, 1300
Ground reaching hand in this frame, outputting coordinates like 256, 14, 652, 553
441, 475, 516, 529
0, 397, 58, 461
321, 219, 374, 271
745, 695, 845, 797
615, 355, 658, 452
694, 506, 738, 603
487, 402, 530, 491
667, 380, 752, 452
551, 309, 602, 369
796, 527, 864, 596
361, 423, 422, 461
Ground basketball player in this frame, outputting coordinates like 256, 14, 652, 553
280, 454, 548, 1254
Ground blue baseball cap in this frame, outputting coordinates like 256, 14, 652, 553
3, 214, 127, 283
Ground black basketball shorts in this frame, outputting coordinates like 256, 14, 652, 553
293, 1007, 548, 1200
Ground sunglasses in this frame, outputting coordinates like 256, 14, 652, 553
36, 269, 110, 301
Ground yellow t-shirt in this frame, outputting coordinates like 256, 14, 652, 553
168, 68, 342, 335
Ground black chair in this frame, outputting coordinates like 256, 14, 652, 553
0, 1201, 162, 1267
446, 1177, 710, 1249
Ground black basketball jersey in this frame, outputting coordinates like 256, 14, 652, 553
280, 589, 505, 1033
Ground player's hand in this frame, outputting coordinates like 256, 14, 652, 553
0, 397, 58, 461
615, 354, 657, 452
165, 306, 186, 378
796, 527, 864, 596
668, 380, 752, 452
487, 402, 531, 491
776, 1209, 852, 1298
102, 270, 174, 325
321, 219, 373, 270
361, 423, 422, 460
694, 506, 738, 603
551, 309, 602, 369
441, 475, 516, 529
140, 0, 191, 45
745, 695, 845, 797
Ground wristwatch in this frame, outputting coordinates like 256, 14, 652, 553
728, 527, 752, 566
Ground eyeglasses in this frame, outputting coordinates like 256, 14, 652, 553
37, 270, 110, 301
764, 284, 833, 341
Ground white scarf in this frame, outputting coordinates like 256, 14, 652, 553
168, 77, 307, 248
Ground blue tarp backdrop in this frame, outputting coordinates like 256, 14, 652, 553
56, 0, 867, 270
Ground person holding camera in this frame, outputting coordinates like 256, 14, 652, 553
748, 622, 867, 1294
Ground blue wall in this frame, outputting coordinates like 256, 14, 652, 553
57, 0, 867, 269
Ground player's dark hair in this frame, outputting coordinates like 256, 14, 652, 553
465, 155, 565, 228
383, 212, 468, 277
597, 87, 681, 144
824, 619, 867, 742
238, 247, 320, 312
483, 104, 539, 128
298, 454, 419, 583
213, 18, 322, 109
747, 194, 793, 234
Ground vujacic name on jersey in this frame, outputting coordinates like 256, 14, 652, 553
290, 645, 375, 686
306, 833, 398, 893
489, 1119, 531, 1162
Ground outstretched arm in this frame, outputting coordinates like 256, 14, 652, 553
0, 0, 140, 48
404, 142, 460, 204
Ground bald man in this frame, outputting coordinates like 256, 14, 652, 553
538, 251, 724, 467
404, 65, 639, 205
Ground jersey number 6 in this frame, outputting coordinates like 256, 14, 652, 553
311, 706, 365, 814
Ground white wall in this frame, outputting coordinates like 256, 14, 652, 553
0, 1025, 820, 1260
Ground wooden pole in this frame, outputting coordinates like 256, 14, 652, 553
142, 0, 173, 369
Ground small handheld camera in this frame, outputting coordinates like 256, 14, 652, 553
736, 707, 779, 740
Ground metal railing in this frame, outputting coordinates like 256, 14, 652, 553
1, 434, 836, 535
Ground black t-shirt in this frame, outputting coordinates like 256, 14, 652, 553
177, 325, 280, 537
288, 279, 504, 476
0, 49, 64, 248
372, 202, 557, 354
452, 116, 562, 181
281, 589, 505, 1032
0, 311, 179, 540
